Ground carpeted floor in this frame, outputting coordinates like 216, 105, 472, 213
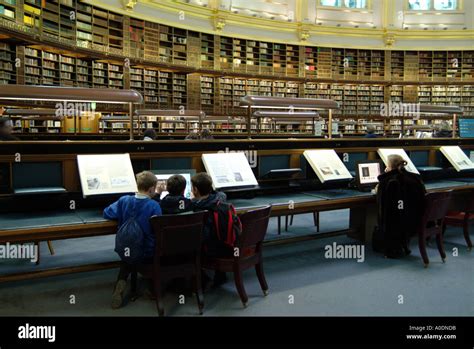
0, 209, 473, 316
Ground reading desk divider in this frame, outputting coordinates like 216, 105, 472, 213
4, 108, 92, 134
134, 109, 205, 134
395, 104, 463, 139
0, 85, 143, 140
239, 96, 340, 139
253, 111, 320, 135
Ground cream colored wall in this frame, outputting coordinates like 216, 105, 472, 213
86, 0, 474, 50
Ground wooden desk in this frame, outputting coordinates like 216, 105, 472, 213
0, 138, 473, 283
1, 180, 473, 283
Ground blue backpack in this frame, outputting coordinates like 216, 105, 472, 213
114, 199, 145, 264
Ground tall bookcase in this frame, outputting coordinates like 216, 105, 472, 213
129, 17, 145, 59
0, 0, 472, 136
0, 42, 15, 85
201, 33, 214, 69
0, 0, 16, 21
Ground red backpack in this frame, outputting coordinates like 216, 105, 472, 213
209, 201, 242, 247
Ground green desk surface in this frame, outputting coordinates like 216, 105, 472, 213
304, 189, 374, 200
75, 209, 106, 224
13, 187, 67, 195
1, 180, 472, 231
231, 193, 325, 210
0, 211, 83, 231
418, 166, 443, 171
450, 177, 474, 184
424, 180, 469, 190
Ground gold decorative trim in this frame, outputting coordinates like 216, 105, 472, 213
213, 12, 226, 32
383, 30, 396, 47
123, 0, 137, 11
84, 0, 474, 50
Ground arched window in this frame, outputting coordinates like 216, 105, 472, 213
433, 0, 457, 10
407, 0, 457, 11
320, 0, 368, 9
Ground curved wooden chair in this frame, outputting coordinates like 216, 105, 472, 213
131, 211, 207, 316
418, 190, 452, 267
202, 205, 272, 308
443, 189, 474, 250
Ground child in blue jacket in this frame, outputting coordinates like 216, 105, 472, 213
104, 171, 162, 309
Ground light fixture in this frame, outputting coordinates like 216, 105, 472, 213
0, 85, 143, 140
253, 111, 319, 118
0, 85, 142, 104
240, 96, 340, 110
136, 109, 205, 118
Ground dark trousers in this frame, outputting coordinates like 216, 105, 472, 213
117, 257, 153, 281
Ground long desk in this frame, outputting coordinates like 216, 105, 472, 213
1, 138, 473, 282
1, 179, 473, 283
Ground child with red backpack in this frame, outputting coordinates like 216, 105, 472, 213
191, 172, 241, 287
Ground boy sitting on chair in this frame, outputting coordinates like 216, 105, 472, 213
104, 171, 162, 309
191, 172, 234, 287
154, 174, 194, 214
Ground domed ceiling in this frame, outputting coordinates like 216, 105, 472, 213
90, 0, 473, 49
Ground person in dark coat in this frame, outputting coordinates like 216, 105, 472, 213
364, 124, 378, 138
433, 121, 453, 138
143, 129, 157, 141
373, 154, 426, 258
200, 128, 214, 140
0, 118, 19, 141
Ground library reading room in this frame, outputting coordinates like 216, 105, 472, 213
0, 0, 473, 339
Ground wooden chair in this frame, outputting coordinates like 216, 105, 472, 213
442, 189, 474, 250
203, 205, 272, 307
418, 191, 452, 267
131, 211, 207, 316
